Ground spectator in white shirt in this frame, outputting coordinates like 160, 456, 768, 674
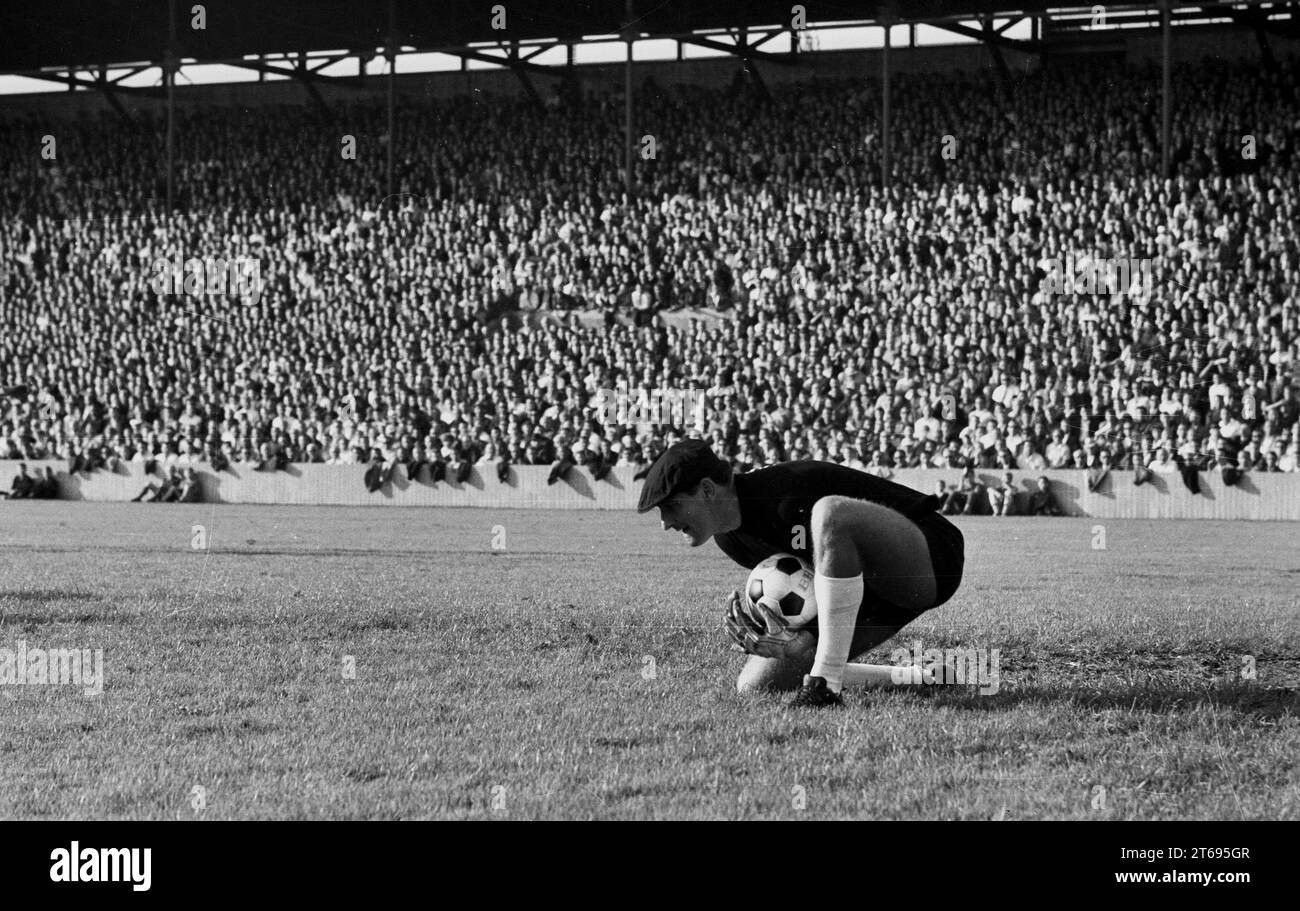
1207, 372, 1233, 412
1148, 447, 1179, 474
1217, 406, 1246, 444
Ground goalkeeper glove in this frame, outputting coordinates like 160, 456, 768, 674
723, 589, 801, 659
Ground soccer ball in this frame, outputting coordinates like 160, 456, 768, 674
746, 553, 817, 629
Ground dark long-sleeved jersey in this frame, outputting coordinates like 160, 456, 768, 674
714, 461, 941, 569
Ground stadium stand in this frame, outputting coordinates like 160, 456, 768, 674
2, 57, 1299, 492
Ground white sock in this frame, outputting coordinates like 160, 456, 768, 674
842, 662, 937, 687
810, 573, 864, 693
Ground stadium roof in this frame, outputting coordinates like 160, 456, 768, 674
1, 0, 1291, 75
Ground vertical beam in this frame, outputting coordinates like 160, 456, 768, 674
1161, 0, 1171, 176
386, 0, 396, 198
165, 0, 176, 214
98, 65, 133, 123
881, 19, 891, 191
563, 43, 576, 107
298, 52, 329, 115
1252, 15, 1277, 72
736, 25, 771, 102
745, 54, 772, 102
509, 41, 545, 108
624, 0, 634, 202
983, 17, 1012, 97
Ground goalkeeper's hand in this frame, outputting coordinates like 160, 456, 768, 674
723, 590, 800, 659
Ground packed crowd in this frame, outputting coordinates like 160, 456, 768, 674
2, 56, 1299, 494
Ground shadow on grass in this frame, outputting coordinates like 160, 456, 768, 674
0, 610, 131, 626
903, 683, 1299, 721
0, 590, 126, 626
0, 589, 103, 603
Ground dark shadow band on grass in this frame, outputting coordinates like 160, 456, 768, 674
886, 683, 1299, 721
0, 589, 104, 603
0, 610, 133, 626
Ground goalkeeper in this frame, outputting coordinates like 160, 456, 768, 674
638, 439, 964, 708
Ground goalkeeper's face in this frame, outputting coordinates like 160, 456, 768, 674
656, 481, 721, 547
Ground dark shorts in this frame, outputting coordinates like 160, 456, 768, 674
919, 511, 965, 608
807, 510, 965, 658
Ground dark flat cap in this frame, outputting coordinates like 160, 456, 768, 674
636, 438, 726, 513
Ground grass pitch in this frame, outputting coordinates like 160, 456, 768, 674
1, 502, 1297, 820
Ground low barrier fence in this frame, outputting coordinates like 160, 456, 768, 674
2, 461, 1298, 519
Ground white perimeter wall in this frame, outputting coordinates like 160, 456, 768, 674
3, 462, 1300, 520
